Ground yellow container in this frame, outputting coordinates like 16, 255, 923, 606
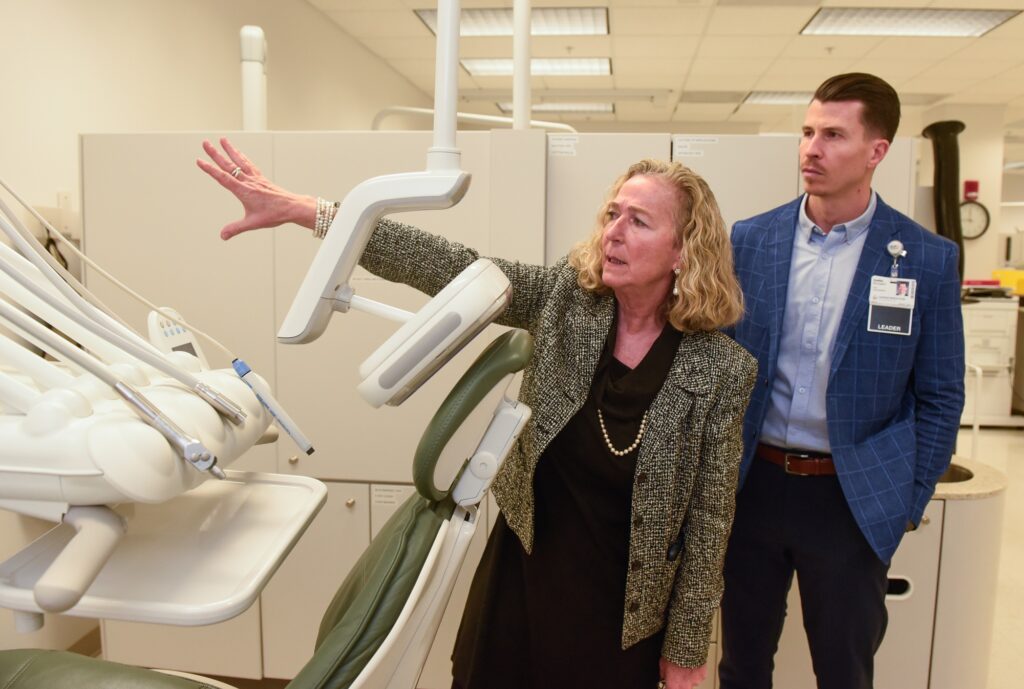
992, 269, 1024, 295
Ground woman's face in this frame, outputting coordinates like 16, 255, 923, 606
600, 175, 682, 299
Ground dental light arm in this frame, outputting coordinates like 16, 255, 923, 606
277, 169, 472, 345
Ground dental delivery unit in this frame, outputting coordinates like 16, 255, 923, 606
0, 1, 533, 687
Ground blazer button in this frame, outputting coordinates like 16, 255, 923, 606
633, 515, 644, 528
636, 472, 648, 484
631, 559, 643, 572
628, 600, 640, 612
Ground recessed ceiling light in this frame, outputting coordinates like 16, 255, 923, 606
416, 7, 608, 37
802, 7, 1019, 37
462, 58, 611, 77
743, 92, 813, 106
497, 102, 614, 114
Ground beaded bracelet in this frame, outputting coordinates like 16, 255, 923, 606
314, 197, 340, 239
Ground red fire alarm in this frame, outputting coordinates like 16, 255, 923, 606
964, 179, 979, 200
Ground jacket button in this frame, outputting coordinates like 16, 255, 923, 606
636, 472, 648, 484
633, 515, 644, 528
631, 559, 642, 571
628, 600, 640, 612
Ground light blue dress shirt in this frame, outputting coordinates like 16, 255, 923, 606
759, 192, 877, 453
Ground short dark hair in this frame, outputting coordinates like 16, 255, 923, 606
813, 72, 900, 142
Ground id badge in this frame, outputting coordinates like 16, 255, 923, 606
867, 276, 915, 336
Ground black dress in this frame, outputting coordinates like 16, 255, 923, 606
452, 323, 683, 689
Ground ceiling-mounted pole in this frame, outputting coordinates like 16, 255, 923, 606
512, 0, 531, 130
240, 26, 267, 131
429, 0, 461, 170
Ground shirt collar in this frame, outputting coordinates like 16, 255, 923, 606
798, 191, 877, 244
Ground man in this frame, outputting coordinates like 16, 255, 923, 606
720, 73, 965, 689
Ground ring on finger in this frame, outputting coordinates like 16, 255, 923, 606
231, 166, 243, 178
656, 681, 666, 689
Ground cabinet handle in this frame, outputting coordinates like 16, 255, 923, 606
288, 455, 299, 465
345, 498, 356, 507
921, 515, 930, 526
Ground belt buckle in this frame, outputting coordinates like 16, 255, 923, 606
783, 452, 812, 476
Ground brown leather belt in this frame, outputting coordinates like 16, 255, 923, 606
756, 443, 836, 476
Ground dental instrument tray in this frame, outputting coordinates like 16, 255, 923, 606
0, 470, 326, 626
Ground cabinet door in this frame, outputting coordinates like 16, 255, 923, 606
101, 603, 263, 679
262, 482, 370, 679
770, 500, 943, 689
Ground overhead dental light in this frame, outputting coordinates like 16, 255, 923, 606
277, 0, 511, 408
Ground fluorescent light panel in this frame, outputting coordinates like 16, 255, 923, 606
744, 92, 813, 106
497, 102, 614, 114
462, 58, 611, 77
416, 7, 608, 37
802, 8, 1019, 37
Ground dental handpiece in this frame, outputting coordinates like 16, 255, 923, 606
232, 359, 315, 456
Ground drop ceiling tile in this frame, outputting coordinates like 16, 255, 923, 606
696, 35, 792, 58
987, 14, 1024, 39
729, 102, 806, 125
864, 37, 973, 60
672, 103, 738, 122
688, 57, 770, 77
612, 35, 700, 58
370, 37, 439, 59
311, 0, 406, 10
751, 74, 823, 92
943, 91, 1022, 105
706, 7, 819, 36
915, 59, 1020, 81
818, 0, 931, 7
614, 58, 690, 77
324, 10, 432, 38
531, 35, 612, 57
614, 102, 673, 122
614, 74, 684, 90
898, 76, 981, 95
609, 7, 712, 36
782, 35, 882, 59
847, 59, 933, 83
539, 75, 616, 90
685, 73, 761, 91
951, 37, 1024, 60
766, 57, 857, 79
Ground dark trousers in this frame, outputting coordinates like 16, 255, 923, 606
718, 458, 890, 689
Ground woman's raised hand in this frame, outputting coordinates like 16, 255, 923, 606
197, 137, 316, 240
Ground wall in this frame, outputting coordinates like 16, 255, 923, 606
0, 0, 430, 235
0, 0, 430, 653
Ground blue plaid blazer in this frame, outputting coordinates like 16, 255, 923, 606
729, 195, 965, 563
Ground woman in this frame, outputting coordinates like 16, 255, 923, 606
198, 139, 757, 689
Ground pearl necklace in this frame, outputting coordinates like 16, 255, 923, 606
597, 408, 649, 457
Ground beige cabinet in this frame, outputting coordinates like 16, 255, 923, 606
261, 482, 370, 679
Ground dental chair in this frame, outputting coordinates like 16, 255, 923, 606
0, 327, 533, 689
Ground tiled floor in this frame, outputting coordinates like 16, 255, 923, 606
954, 427, 1024, 689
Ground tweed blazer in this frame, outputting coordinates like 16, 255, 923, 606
360, 219, 757, 668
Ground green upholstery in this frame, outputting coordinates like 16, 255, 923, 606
0, 329, 534, 689
0, 649, 214, 688
287, 495, 449, 689
413, 329, 534, 502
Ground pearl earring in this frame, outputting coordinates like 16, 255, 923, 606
672, 267, 680, 297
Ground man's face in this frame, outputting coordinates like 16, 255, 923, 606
800, 99, 889, 202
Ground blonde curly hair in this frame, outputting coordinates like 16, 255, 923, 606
568, 159, 744, 332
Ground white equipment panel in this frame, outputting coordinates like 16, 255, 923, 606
545, 133, 671, 265
0, 471, 325, 626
